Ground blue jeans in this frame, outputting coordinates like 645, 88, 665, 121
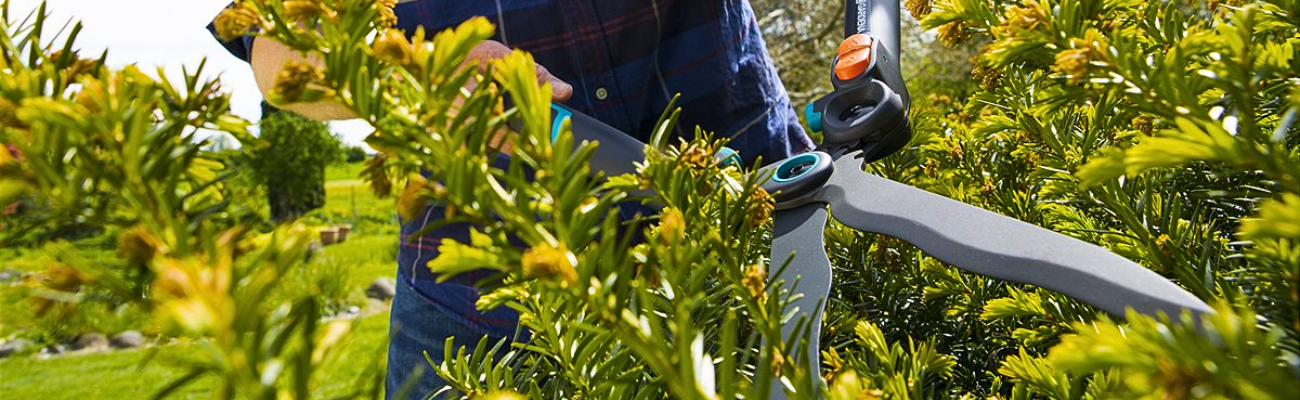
385, 279, 508, 400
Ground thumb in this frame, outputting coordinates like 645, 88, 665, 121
536, 63, 573, 102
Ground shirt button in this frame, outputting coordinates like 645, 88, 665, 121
595, 87, 608, 100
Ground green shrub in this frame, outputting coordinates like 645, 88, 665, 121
345, 146, 368, 163
250, 111, 345, 222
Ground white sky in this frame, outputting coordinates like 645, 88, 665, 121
7, 0, 373, 146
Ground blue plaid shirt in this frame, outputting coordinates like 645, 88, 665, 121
211, 0, 811, 337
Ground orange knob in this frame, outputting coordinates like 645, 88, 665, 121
837, 34, 873, 55
834, 34, 875, 81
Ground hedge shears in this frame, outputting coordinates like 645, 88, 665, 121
542, 1, 1212, 398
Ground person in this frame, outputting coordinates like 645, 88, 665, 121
208, 1, 813, 398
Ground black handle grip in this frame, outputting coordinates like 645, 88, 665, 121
845, 0, 901, 55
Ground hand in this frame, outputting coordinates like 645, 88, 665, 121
468, 40, 574, 102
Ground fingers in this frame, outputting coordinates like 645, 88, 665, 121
470, 40, 573, 102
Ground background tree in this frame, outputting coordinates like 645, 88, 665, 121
345, 145, 368, 163
750, 0, 845, 109
249, 106, 345, 222
750, 0, 980, 130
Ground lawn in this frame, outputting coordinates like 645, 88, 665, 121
309, 162, 400, 238
0, 311, 391, 399
325, 160, 368, 183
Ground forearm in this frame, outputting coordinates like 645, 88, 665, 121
250, 36, 357, 120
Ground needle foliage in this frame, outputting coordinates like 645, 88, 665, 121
1, 0, 1298, 399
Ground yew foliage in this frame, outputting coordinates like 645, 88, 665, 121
1, 0, 1297, 399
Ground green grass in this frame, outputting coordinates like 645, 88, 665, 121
325, 233, 400, 282
273, 233, 400, 314
325, 161, 368, 183
308, 163, 398, 236
0, 312, 391, 399
0, 241, 117, 274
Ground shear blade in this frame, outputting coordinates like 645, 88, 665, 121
769, 204, 833, 399
817, 155, 1213, 318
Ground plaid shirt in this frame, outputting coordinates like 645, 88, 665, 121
211, 0, 811, 337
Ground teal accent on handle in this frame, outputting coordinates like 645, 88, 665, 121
550, 104, 572, 143
715, 147, 742, 168
774, 153, 819, 183
805, 103, 823, 133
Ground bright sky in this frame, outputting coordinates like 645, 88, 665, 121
7, 0, 373, 146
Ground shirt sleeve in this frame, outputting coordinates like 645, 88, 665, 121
206, 3, 257, 63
